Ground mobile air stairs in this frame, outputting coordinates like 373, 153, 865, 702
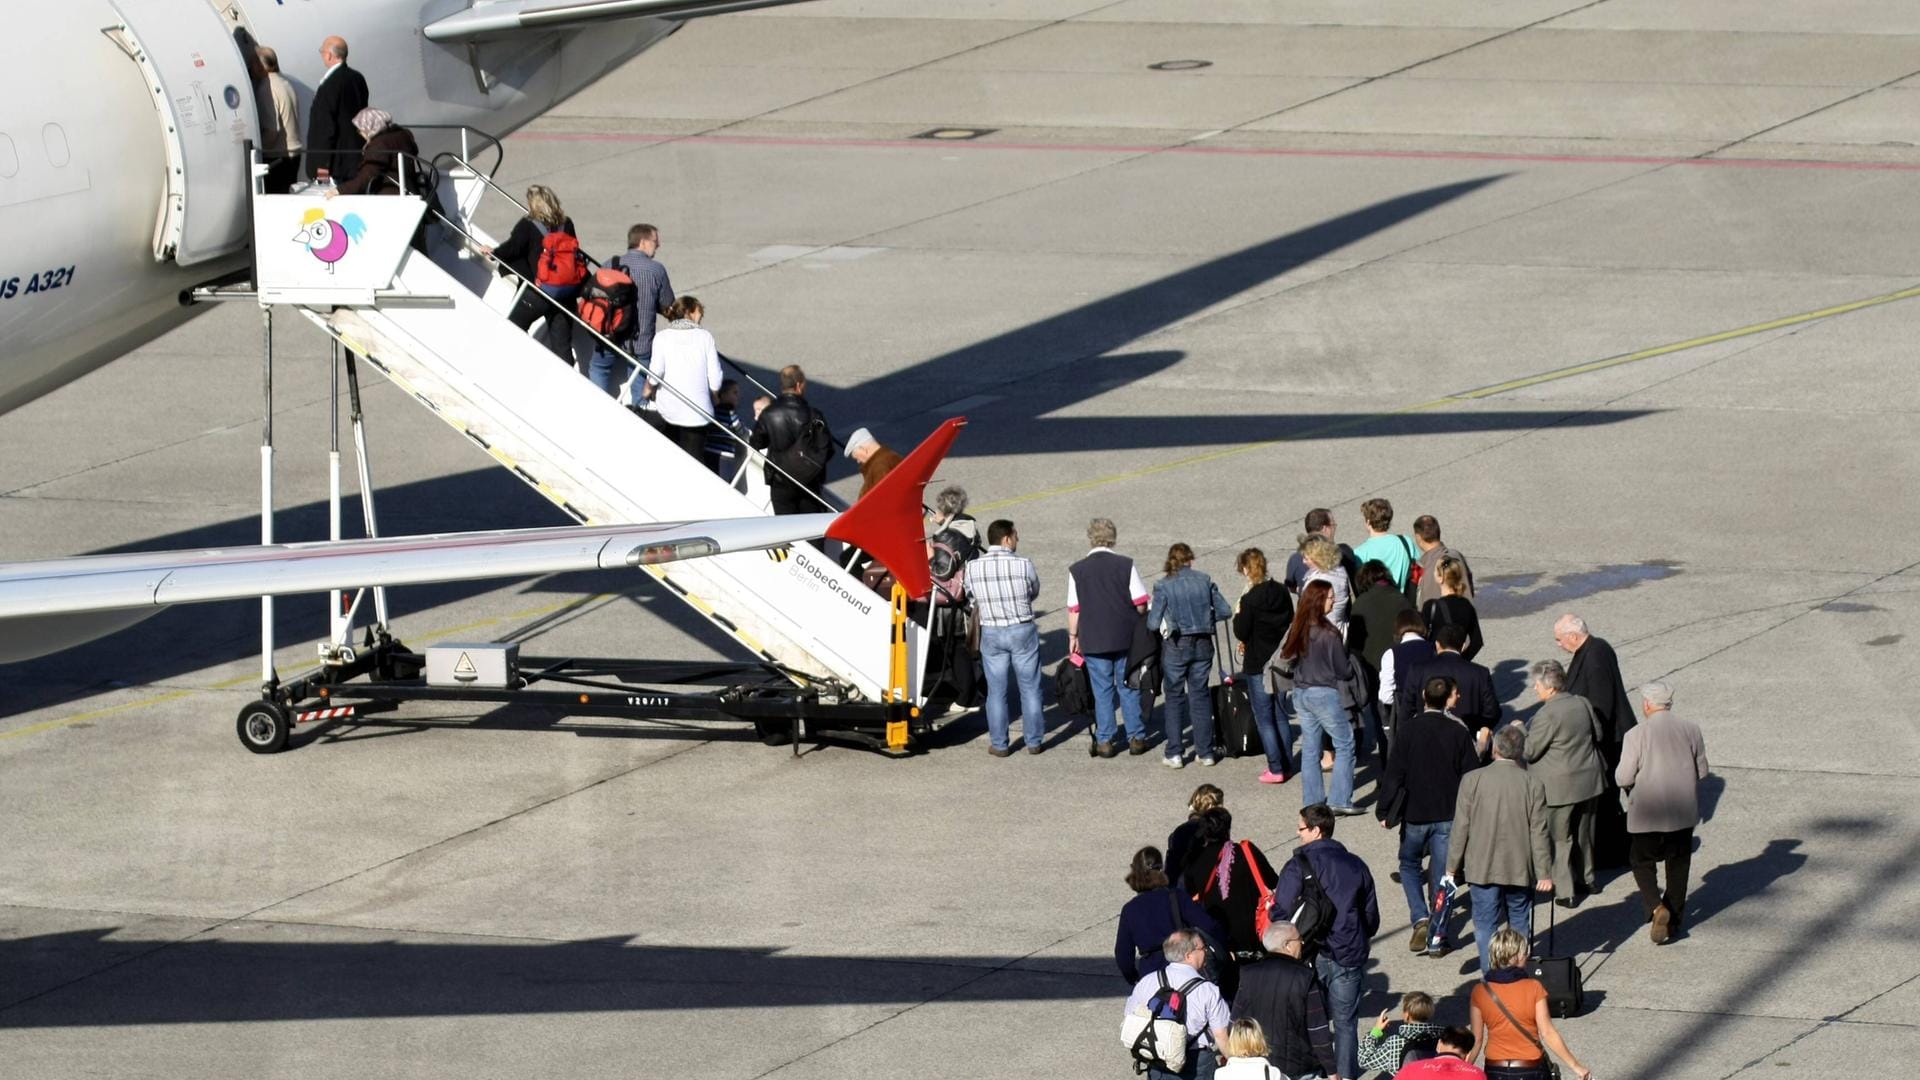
216, 132, 961, 754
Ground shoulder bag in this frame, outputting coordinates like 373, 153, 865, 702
1485, 981, 1562, 1080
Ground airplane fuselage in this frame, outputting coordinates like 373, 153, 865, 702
0, 0, 677, 415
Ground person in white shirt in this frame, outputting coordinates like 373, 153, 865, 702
1123, 930, 1232, 1079
643, 295, 723, 464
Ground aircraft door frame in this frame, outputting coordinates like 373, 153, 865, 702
104, 1, 259, 266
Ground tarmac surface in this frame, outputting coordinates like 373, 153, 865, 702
4, 2, 1920, 1077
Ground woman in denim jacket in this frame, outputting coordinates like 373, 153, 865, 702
1149, 543, 1233, 768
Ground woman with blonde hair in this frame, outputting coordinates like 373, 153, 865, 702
1421, 555, 1484, 661
1470, 929, 1592, 1080
1300, 535, 1351, 636
1214, 1018, 1285, 1078
1165, 784, 1225, 883
479, 184, 582, 360
1231, 548, 1295, 784
1148, 543, 1233, 768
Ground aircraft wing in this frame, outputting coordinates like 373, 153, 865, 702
423, 0, 816, 42
0, 420, 963, 657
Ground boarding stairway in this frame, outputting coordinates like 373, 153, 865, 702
257, 151, 905, 705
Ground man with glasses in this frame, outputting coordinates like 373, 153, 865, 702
1271, 804, 1379, 1080
1282, 508, 1360, 596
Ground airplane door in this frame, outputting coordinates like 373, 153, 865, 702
104, 1, 259, 266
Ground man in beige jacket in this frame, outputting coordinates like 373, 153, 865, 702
1448, 725, 1552, 974
1617, 681, 1709, 944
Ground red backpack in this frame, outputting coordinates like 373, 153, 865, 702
535, 229, 587, 288
576, 259, 638, 340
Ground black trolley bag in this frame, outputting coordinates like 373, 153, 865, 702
1211, 625, 1258, 757
1529, 895, 1586, 1017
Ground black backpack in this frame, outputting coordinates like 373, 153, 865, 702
1285, 849, 1337, 959
773, 410, 833, 487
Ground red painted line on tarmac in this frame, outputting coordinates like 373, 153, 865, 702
516, 129, 1920, 172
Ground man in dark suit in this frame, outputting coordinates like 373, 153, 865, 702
1556, 612, 1637, 867
1402, 625, 1500, 734
305, 35, 370, 181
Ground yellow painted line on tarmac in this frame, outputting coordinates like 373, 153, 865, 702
4, 595, 612, 742
976, 282, 1920, 512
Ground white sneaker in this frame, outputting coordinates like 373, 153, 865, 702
1162, 755, 1185, 769
1197, 757, 1218, 767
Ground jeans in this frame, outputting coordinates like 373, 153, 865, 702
981, 622, 1044, 750
1083, 651, 1145, 744
1315, 952, 1363, 1080
1469, 882, 1535, 974
1293, 686, 1353, 808
1248, 673, 1294, 774
591, 346, 637, 398
1400, 821, 1453, 938
1147, 1046, 1219, 1080
1161, 634, 1214, 761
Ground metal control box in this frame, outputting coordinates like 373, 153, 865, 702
426, 642, 519, 689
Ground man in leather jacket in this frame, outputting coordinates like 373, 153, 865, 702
749, 364, 833, 516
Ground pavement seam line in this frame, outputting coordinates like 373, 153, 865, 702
973, 279, 1920, 512
0, 737, 723, 1020
1716, 971, 1920, 1079
1205, 0, 1616, 131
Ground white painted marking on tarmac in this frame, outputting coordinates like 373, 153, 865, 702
1194, 129, 1225, 140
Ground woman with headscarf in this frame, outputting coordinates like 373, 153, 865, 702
333, 108, 428, 253
335, 108, 420, 197
1183, 807, 1280, 962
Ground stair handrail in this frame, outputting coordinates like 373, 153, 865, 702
411, 151, 845, 516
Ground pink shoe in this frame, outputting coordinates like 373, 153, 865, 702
1258, 770, 1288, 784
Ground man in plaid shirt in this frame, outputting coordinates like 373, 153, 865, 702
964, 519, 1045, 756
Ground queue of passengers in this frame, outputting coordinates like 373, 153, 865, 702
951, 504, 1709, 1078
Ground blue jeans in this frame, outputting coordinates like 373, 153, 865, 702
591, 346, 638, 398
1315, 952, 1363, 1080
1161, 634, 1214, 761
1400, 821, 1453, 938
1470, 883, 1535, 974
1248, 673, 1294, 774
1083, 651, 1145, 744
981, 622, 1044, 750
1147, 1045, 1219, 1080
1293, 686, 1353, 808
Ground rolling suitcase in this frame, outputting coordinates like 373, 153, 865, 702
1529, 897, 1586, 1018
1211, 627, 1258, 758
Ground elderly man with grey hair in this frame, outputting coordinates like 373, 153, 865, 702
1124, 929, 1232, 1078
1231, 922, 1339, 1079
1617, 681, 1709, 944
1555, 612, 1637, 869
1522, 659, 1607, 905
1447, 723, 1553, 974
1068, 517, 1151, 757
